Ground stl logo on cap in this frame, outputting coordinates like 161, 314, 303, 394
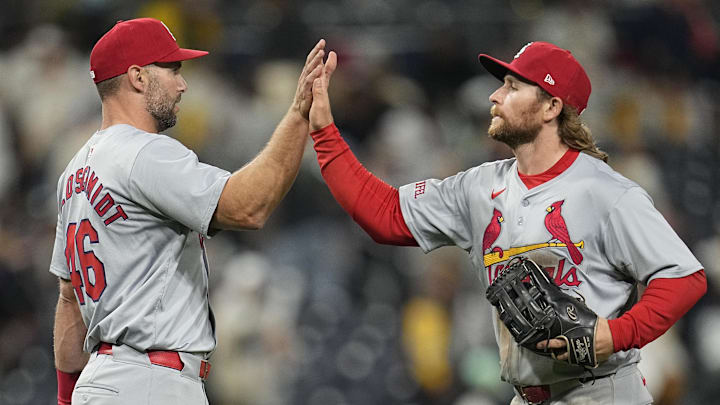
89, 18, 208, 84
514, 42, 533, 59
160, 21, 176, 41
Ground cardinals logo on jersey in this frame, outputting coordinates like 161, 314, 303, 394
481, 200, 585, 287
482, 208, 505, 257
544, 200, 583, 265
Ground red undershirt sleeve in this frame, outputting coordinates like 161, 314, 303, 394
310, 123, 418, 246
608, 269, 706, 352
57, 369, 81, 405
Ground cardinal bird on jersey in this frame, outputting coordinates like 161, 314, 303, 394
544, 200, 583, 265
483, 208, 505, 257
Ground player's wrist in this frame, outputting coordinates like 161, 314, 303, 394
310, 122, 337, 138
57, 369, 81, 405
287, 103, 309, 123
595, 317, 615, 362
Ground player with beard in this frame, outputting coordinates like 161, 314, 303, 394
51, 18, 326, 404
307, 42, 705, 404
142, 63, 183, 132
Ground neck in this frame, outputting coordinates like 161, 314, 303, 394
100, 95, 158, 133
513, 127, 568, 175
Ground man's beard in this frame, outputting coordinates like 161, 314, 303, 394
488, 104, 542, 149
145, 76, 179, 133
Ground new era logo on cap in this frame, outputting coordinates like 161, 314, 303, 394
478, 41, 591, 114
89, 18, 208, 84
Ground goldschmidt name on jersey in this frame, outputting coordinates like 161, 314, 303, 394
60, 164, 129, 227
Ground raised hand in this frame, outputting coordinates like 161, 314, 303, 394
309, 50, 337, 131
293, 39, 326, 120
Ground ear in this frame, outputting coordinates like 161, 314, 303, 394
543, 96, 563, 122
127, 65, 148, 93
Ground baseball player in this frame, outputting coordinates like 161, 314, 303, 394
308, 43, 706, 404
51, 18, 326, 404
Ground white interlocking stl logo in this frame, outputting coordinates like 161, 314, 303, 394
573, 337, 590, 362
544, 74, 556, 86
566, 305, 577, 321
160, 21, 176, 41
514, 42, 533, 59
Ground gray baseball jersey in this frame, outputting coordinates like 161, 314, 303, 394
49, 124, 230, 355
398, 150, 701, 386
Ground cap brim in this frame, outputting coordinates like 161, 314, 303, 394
478, 54, 531, 84
157, 48, 209, 63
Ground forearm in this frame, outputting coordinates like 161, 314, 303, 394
54, 281, 89, 372
311, 123, 417, 245
608, 269, 706, 351
54, 279, 88, 405
213, 109, 308, 230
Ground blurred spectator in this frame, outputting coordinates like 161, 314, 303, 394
638, 326, 690, 405
0, 104, 17, 201
0, 25, 98, 185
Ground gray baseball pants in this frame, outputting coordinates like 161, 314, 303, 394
72, 343, 209, 404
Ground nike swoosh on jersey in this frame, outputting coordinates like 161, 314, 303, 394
491, 188, 506, 200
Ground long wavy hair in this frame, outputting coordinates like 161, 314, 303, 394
538, 89, 609, 162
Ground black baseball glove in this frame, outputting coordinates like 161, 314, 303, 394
485, 256, 599, 368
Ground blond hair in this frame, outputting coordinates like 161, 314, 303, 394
538, 89, 609, 162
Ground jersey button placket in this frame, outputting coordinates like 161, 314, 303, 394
517, 198, 529, 225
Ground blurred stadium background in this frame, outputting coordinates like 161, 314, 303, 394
1, 0, 719, 404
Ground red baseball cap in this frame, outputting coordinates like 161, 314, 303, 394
478, 42, 591, 114
90, 18, 208, 83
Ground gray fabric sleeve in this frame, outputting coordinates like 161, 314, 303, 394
128, 137, 231, 237
399, 169, 474, 253
602, 187, 702, 285
49, 176, 70, 279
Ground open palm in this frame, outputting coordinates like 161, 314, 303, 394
309, 51, 337, 131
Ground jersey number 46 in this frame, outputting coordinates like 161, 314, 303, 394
65, 219, 107, 304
